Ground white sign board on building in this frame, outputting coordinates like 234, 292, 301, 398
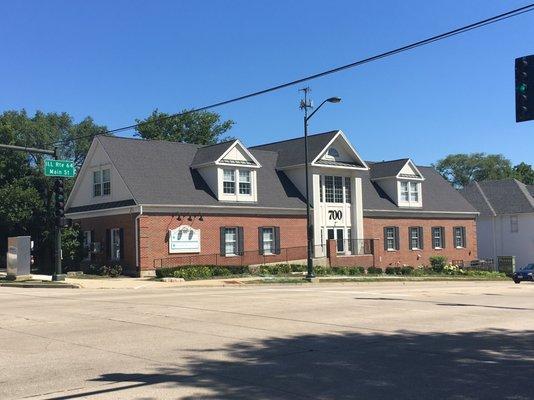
169, 225, 200, 254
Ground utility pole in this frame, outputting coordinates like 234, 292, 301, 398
0, 143, 66, 281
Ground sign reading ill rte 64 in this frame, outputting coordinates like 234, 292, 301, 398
44, 159, 76, 178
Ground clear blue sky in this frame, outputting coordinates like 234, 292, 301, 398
1, 0, 533, 165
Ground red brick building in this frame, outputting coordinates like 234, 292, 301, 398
66, 132, 478, 276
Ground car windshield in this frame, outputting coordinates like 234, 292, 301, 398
520, 264, 534, 271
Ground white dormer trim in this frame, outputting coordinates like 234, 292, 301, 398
311, 130, 369, 170
215, 140, 262, 168
396, 159, 425, 181
371, 159, 425, 181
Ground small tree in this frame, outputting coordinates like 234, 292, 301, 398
61, 225, 86, 271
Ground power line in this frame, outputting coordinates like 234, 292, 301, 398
50, 3, 534, 146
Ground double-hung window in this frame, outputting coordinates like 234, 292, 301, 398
409, 227, 423, 250
93, 169, 111, 197
239, 170, 251, 195
409, 182, 419, 202
400, 182, 409, 202
454, 227, 466, 248
224, 227, 237, 255
432, 227, 444, 249
384, 227, 398, 251
223, 169, 235, 194
259, 227, 280, 255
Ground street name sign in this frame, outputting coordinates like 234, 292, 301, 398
44, 159, 76, 178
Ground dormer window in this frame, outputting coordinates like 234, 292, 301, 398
239, 170, 251, 194
399, 180, 421, 207
223, 169, 235, 194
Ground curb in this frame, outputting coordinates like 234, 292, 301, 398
0, 282, 80, 289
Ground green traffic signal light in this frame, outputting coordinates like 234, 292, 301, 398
518, 83, 528, 93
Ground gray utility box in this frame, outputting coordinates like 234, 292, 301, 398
6, 236, 31, 279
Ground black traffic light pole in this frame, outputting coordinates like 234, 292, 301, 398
0, 143, 65, 281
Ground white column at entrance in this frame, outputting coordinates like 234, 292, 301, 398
351, 176, 364, 254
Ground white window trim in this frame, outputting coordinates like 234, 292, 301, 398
454, 227, 465, 249
432, 227, 443, 250
93, 167, 111, 198
321, 175, 351, 204
262, 227, 275, 255
385, 227, 396, 251
409, 227, 421, 250
224, 227, 238, 256
398, 180, 422, 207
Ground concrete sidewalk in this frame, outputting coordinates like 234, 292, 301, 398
64, 276, 261, 289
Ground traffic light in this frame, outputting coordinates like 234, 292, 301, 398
516, 55, 534, 122
54, 178, 65, 227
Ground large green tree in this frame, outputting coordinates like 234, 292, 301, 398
0, 110, 106, 271
135, 109, 234, 144
434, 153, 533, 187
513, 162, 534, 185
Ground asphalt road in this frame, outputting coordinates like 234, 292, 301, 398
1, 281, 534, 400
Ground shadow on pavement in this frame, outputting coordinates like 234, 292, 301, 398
46, 329, 534, 400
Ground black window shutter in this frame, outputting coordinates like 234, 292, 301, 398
237, 227, 244, 255
119, 228, 124, 261
258, 227, 264, 255
274, 226, 281, 254
394, 227, 400, 250
105, 229, 111, 260
408, 227, 412, 250
462, 227, 466, 247
383, 227, 388, 251
441, 227, 446, 248
220, 227, 226, 256
419, 227, 424, 250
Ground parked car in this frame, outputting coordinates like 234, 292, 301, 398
512, 264, 534, 283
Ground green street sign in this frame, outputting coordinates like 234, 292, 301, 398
44, 159, 76, 178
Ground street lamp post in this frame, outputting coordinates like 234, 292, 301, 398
300, 88, 341, 280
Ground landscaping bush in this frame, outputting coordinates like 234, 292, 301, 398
156, 265, 248, 280
331, 266, 350, 275
385, 266, 398, 275
367, 266, 383, 275
290, 264, 307, 273
259, 264, 292, 275
400, 266, 414, 275
348, 266, 366, 275
83, 263, 122, 277
430, 256, 448, 273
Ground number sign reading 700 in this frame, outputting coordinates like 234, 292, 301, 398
328, 210, 343, 221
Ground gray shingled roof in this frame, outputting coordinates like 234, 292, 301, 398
95, 136, 306, 209
251, 131, 340, 169
369, 159, 411, 180
460, 179, 534, 216
359, 165, 477, 215
190, 140, 236, 167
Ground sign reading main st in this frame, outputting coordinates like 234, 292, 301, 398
44, 159, 76, 178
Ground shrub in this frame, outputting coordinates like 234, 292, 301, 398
430, 256, 448, 273
385, 266, 397, 275
348, 266, 366, 275
156, 265, 248, 280
84, 263, 122, 277
367, 267, 383, 275
400, 266, 414, 275
331, 266, 350, 275
290, 264, 307, 273
259, 264, 292, 275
